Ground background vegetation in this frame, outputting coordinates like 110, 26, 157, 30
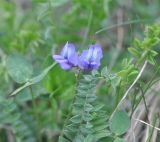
0, 0, 160, 142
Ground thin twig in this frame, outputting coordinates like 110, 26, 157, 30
133, 118, 160, 132
95, 19, 152, 34
110, 60, 148, 119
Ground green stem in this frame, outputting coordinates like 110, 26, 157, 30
147, 115, 157, 142
131, 68, 159, 115
59, 70, 81, 140
140, 85, 150, 123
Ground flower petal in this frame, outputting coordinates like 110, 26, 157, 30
78, 50, 89, 69
90, 62, 99, 70
89, 44, 103, 62
79, 50, 89, 60
59, 62, 72, 70
68, 53, 78, 66
78, 44, 103, 71
61, 43, 76, 59
53, 55, 64, 60
79, 59, 89, 70
53, 55, 72, 70
53, 55, 66, 63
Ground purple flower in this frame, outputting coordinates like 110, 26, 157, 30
53, 42, 78, 70
78, 44, 103, 71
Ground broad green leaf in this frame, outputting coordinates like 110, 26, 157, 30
110, 110, 130, 135
15, 88, 31, 102
7, 54, 33, 83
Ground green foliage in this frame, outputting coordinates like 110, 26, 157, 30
10, 62, 56, 96
0, 93, 36, 142
60, 74, 109, 142
0, 0, 160, 141
128, 24, 160, 65
118, 59, 138, 81
110, 110, 130, 135
6, 54, 33, 83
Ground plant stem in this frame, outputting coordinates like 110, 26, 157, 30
131, 68, 160, 115
59, 69, 81, 140
139, 85, 150, 123
110, 61, 147, 120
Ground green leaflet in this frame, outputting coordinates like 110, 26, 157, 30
6, 54, 33, 84
10, 62, 56, 96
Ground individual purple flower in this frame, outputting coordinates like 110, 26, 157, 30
78, 44, 103, 71
53, 42, 78, 70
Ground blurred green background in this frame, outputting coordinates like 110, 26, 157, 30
0, 0, 160, 141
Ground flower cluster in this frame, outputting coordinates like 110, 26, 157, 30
53, 42, 103, 71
